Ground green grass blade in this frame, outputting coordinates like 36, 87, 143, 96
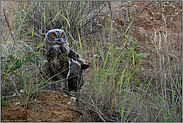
60, 14, 70, 28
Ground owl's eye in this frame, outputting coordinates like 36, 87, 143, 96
52, 34, 57, 38
61, 34, 64, 38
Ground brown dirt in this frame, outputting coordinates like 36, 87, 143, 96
1, 90, 81, 122
95, 1, 182, 63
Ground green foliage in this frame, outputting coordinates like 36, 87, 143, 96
1, 44, 41, 90
77, 29, 150, 121
124, 34, 146, 64
1, 95, 10, 106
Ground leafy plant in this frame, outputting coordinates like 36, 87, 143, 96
1, 95, 10, 106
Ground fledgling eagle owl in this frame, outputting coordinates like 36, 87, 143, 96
40, 29, 89, 91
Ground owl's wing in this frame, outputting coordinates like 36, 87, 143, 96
68, 49, 88, 66
68, 49, 79, 60
63, 42, 86, 64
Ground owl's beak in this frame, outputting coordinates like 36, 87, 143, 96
58, 37, 62, 42
57, 37, 63, 44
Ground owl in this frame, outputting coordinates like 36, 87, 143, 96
67, 59, 89, 92
40, 29, 89, 91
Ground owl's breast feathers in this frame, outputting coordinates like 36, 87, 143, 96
45, 43, 83, 77
46, 44, 70, 77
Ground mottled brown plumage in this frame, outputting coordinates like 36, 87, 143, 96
40, 29, 88, 91
46, 44, 70, 77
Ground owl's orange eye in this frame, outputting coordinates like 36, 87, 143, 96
61, 34, 64, 38
52, 35, 57, 38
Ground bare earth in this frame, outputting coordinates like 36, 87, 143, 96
1, 90, 80, 122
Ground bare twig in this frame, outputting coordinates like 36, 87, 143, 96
3, 8, 16, 44
137, 1, 154, 17
79, 3, 106, 32
67, 107, 83, 115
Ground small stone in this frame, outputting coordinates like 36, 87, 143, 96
12, 93, 16, 96
63, 94, 68, 98
94, 54, 100, 58
15, 102, 20, 105
58, 95, 62, 98
20, 89, 24, 93
67, 102, 71, 105
71, 97, 76, 102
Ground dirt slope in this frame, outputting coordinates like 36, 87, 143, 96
1, 90, 81, 122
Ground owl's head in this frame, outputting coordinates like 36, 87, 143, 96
45, 29, 67, 45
